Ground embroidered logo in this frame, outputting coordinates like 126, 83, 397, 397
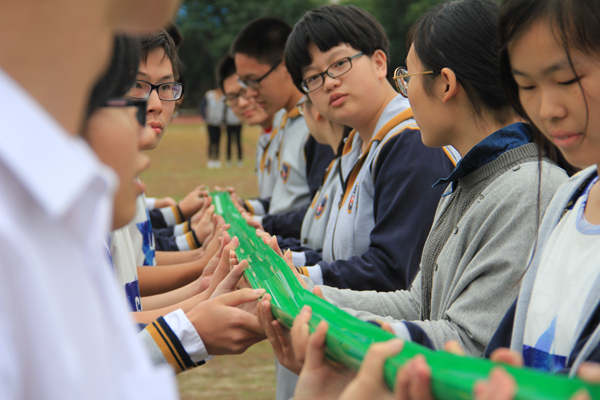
348, 186, 357, 213
315, 196, 328, 219
265, 158, 272, 174
281, 162, 291, 183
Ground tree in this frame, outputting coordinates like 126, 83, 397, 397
176, 0, 324, 109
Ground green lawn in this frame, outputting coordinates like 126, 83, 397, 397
140, 118, 276, 400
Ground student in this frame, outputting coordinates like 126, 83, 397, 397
85, 37, 267, 375
265, 0, 567, 368
282, 5, 456, 292
217, 55, 272, 172
231, 17, 335, 217
0, 1, 182, 399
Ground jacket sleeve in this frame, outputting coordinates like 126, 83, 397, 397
317, 130, 454, 291
305, 136, 335, 196
261, 205, 308, 239
244, 197, 271, 216
484, 299, 517, 358
149, 206, 185, 229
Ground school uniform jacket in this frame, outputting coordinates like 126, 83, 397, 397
245, 105, 334, 216
486, 166, 600, 374
301, 95, 455, 292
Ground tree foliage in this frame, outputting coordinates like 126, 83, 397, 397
176, 0, 324, 108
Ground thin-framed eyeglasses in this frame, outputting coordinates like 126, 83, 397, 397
393, 67, 435, 97
301, 52, 364, 93
224, 88, 249, 107
128, 80, 184, 101
238, 59, 282, 90
103, 98, 147, 127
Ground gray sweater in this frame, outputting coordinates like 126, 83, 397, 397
313, 144, 568, 356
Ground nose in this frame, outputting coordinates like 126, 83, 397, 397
244, 85, 259, 99
146, 88, 163, 115
322, 73, 341, 92
538, 87, 567, 122
238, 94, 251, 108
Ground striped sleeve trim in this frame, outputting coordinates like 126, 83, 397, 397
160, 205, 184, 226
173, 220, 191, 237
144, 317, 205, 374
296, 266, 309, 277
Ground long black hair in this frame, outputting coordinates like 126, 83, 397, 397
407, 0, 513, 126
86, 35, 141, 118
498, 0, 600, 176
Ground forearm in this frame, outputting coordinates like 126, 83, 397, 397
141, 279, 200, 310
138, 257, 208, 297
156, 249, 202, 265
133, 291, 210, 324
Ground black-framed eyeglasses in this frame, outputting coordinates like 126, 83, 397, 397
301, 52, 364, 93
393, 67, 435, 98
238, 59, 282, 90
224, 88, 249, 107
103, 98, 147, 127
128, 80, 184, 101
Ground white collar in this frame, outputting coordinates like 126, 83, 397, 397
0, 68, 115, 218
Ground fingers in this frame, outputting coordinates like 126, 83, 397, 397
395, 354, 432, 400
211, 259, 250, 297
258, 295, 283, 355
313, 286, 325, 300
357, 340, 404, 386
577, 362, 600, 383
218, 287, 265, 308
444, 340, 466, 356
473, 367, 517, 400
268, 235, 284, 257
303, 320, 329, 370
489, 348, 524, 367
291, 305, 312, 364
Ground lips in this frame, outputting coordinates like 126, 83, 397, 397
148, 121, 163, 134
329, 93, 347, 107
549, 130, 582, 149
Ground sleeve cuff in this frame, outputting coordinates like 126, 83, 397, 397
160, 205, 184, 226
245, 199, 265, 216
298, 265, 323, 285
291, 251, 306, 267
175, 231, 200, 251
390, 321, 412, 341
173, 220, 191, 237
146, 197, 156, 210
252, 215, 264, 225
164, 309, 212, 363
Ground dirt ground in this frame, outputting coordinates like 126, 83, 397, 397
140, 117, 277, 400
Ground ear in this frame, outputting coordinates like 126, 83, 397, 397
439, 67, 459, 103
371, 49, 388, 79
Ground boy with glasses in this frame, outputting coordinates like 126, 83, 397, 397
283, 5, 457, 292
231, 17, 334, 226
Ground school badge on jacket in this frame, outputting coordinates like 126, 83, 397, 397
281, 162, 290, 183
315, 196, 328, 219
347, 186, 357, 213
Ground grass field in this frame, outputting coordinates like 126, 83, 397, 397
139, 117, 277, 400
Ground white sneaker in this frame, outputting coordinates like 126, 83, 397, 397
237, 160, 244, 167
214, 160, 222, 169
226, 161, 233, 168
207, 160, 215, 169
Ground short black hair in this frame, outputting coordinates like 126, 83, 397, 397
166, 23, 183, 48
230, 17, 291, 66
87, 35, 140, 118
140, 29, 180, 79
217, 54, 237, 92
407, 0, 512, 125
285, 5, 389, 92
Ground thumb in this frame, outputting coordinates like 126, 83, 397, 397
218, 288, 265, 307
357, 339, 404, 383
213, 260, 250, 294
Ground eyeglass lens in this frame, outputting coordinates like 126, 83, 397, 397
129, 80, 183, 101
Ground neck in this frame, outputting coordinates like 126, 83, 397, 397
452, 114, 512, 157
354, 84, 398, 146
0, 2, 113, 135
284, 90, 304, 113
328, 124, 345, 153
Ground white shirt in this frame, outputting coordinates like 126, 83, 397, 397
0, 69, 178, 399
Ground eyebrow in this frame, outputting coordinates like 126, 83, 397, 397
137, 72, 175, 81
512, 59, 572, 77
304, 48, 354, 75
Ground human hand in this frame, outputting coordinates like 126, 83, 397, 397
178, 185, 207, 219
258, 230, 307, 289
187, 288, 266, 355
198, 233, 232, 293
257, 294, 303, 374
201, 215, 229, 258
191, 196, 212, 226
153, 196, 177, 208
192, 204, 215, 244
293, 321, 356, 400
